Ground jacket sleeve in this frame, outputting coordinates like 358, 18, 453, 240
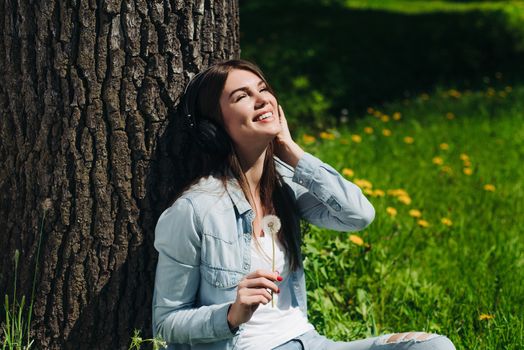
276, 152, 375, 231
152, 198, 237, 345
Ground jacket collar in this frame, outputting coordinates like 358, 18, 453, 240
223, 170, 253, 216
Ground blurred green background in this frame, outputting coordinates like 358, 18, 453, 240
240, 0, 524, 128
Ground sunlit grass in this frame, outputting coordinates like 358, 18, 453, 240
299, 82, 524, 349
343, 0, 524, 14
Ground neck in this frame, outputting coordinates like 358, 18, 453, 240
235, 144, 268, 196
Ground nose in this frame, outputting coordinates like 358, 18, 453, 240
254, 90, 269, 109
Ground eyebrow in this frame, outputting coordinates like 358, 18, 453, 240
228, 80, 266, 99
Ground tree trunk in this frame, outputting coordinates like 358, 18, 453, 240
0, 0, 239, 348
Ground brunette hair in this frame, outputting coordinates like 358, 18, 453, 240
169, 59, 302, 271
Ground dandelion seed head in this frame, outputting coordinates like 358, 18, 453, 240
42, 198, 52, 211
261, 215, 281, 237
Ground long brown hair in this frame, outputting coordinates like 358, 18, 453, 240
169, 59, 302, 271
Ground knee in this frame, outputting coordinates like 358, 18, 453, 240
427, 335, 456, 350
382, 332, 456, 350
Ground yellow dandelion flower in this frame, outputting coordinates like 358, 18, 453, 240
364, 188, 373, 195
446, 112, 455, 120
381, 115, 390, 122
420, 93, 429, 100
382, 129, 392, 136
463, 168, 473, 176
409, 209, 422, 218
398, 195, 412, 205
448, 89, 462, 98
432, 157, 444, 165
403, 136, 414, 144
463, 160, 471, 167
393, 112, 402, 120
460, 153, 469, 161
440, 166, 452, 174
486, 87, 496, 97
499, 91, 507, 98
505, 86, 512, 93
483, 184, 496, 192
340, 138, 349, 145
479, 314, 495, 321
373, 110, 382, 118
349, 234, 364, 246
417, 219, 430, 228
342, 168, 354, 177
367, 107, 375, 114
387, 188, 409, 197
320, 131, 336, 140
372, 189, 385, 197
354, 179, 373, 189
302, 134, 316, 144
351, 134, 362, 143
439, 143, 449, 150
386, 207, 397, 217
364, 127, 374, 134
441, 217, 453, 226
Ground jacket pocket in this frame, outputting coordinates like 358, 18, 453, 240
201, 265, 244, 289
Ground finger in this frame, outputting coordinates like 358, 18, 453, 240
242, 277, 279, 293
239, 291, 272, 305
240, 287, 273, 301
245, 269, 279, 281
278, 105, 285, 123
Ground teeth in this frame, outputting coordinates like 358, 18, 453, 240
257, 112, 272, 121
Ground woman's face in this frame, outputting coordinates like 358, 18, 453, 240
219, 69, 281, 151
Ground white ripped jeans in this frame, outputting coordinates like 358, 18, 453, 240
272, 329, 456, 350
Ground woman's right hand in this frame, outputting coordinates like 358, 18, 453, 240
227, 270, 282, 329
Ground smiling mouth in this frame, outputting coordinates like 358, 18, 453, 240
254, 112, 273, 122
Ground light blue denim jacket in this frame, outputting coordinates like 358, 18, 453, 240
152, 153, 375, 349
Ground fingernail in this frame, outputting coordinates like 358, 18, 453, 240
277, 288, 280, 293
277, 276, 283, 281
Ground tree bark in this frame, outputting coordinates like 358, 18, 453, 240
0, 0, 239, 348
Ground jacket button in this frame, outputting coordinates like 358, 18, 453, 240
215, 281, 220, 287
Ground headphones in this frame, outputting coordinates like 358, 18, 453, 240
180, 69, 232, 157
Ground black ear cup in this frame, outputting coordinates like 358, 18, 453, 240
179, 70, 232, 158
194, 119, 231, 157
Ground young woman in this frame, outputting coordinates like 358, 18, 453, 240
152, 60, 456, 350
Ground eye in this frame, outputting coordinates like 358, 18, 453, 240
235, 93, 247, 102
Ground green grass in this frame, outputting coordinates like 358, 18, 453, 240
298, 79, 524, 349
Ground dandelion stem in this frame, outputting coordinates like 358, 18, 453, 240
271, 234, 275, 308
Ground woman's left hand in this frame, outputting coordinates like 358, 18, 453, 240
273, 105, 304, 168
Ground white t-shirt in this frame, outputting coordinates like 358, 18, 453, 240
235, 234, 314, 349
